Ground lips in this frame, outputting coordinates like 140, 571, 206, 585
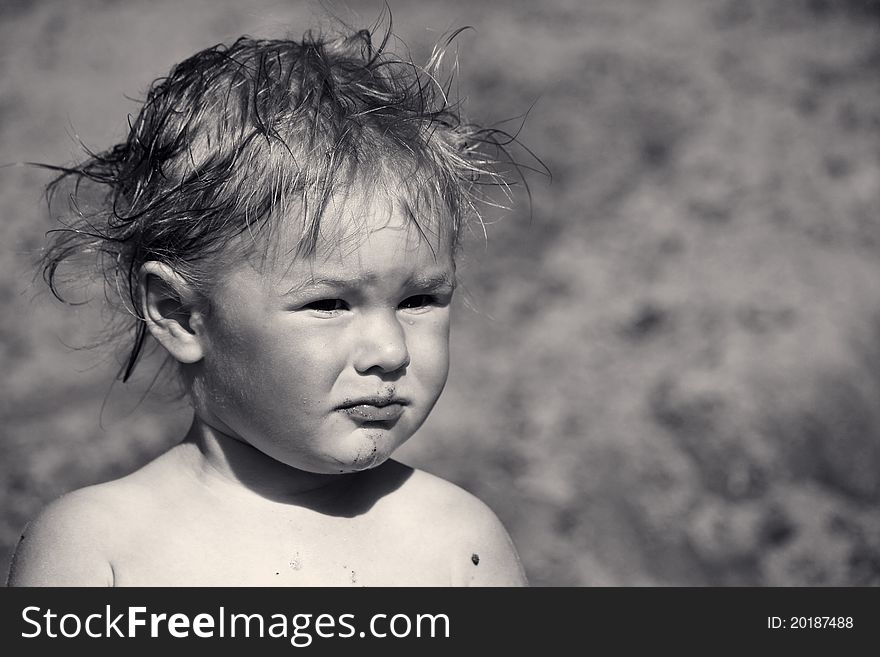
337, 398, 407, 423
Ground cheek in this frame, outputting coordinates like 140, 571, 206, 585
409, 316, 451, 388
201, 322, 322, 413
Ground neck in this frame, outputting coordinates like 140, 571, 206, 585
180, 415, 354, 506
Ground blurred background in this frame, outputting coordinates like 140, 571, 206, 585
2, 0, 879, 586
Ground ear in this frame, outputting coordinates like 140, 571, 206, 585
140, 262, 205, 364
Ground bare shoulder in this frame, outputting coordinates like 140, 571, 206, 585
6, 447, 191, 587
5, 482, 129, 586
386, 463, 529, 586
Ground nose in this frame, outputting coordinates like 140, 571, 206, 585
353, 310, 410, 375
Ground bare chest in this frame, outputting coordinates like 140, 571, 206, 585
109, 502, 451, 586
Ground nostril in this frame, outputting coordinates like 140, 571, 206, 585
353, 340, 410, 375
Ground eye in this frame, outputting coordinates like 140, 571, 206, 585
304, 299, 348, 313
399, 294, 436, 310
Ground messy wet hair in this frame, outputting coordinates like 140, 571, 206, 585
40, 21, 528, 381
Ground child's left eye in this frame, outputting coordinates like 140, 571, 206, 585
398, 295, 435, 310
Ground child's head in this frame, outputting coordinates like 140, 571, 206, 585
40, 24, 516, 473
174, 182, 456, 473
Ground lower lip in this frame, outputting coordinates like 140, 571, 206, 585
339, 403, 405, 423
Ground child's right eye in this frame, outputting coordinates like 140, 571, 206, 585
303, 299, 348, 313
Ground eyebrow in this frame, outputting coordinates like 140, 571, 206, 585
282, 271, 456, 296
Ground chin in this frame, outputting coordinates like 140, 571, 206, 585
282, 446, 394, 475
329, 428, 404, 473
302, 454, 390, 475
346, 451, 392, 473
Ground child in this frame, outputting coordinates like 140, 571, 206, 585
6, 23, 528, 586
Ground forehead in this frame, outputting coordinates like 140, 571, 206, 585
263, 185, 455, 285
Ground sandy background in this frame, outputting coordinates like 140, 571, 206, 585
2, 0, 879, 586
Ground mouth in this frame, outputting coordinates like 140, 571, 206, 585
336, 397, 408, 423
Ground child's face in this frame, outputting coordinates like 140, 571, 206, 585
191, 189, 454, 474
